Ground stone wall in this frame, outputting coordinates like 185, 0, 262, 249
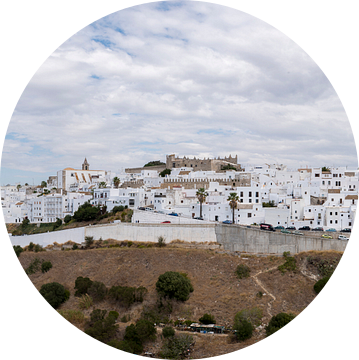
215, 224, 348, 254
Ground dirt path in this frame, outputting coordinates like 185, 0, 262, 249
251, 266, 278, 317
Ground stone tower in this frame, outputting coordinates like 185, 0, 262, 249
82, 158, 89, 171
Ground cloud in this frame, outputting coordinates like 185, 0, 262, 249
1, 1, 357, 183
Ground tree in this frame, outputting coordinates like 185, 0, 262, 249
199, 313, 216, 324
196, 188, 208, 219
73, 202, 99, 222
233, 318, 253, 341
160, 168, 171, 177
16, 184, 21, 191
85, 309, 119, 343
64, 214, 72, 224
265, 312, 295, 337
144, 160, 165, 167
156, 271, 193, 301
113, 176, 120, 188
13, 245, 23, 258
41, 261, 53, 273
322, 166, 330, 172
98, 181, 107, 188
74, 276, 93, 297
227, 192, 239, 224
21, 218, 30, 228
162, 326, 175, 338
39, 282, 69, 309
159, 334, 193, 359
41, 180, 47, 188
314, 275, 331, 294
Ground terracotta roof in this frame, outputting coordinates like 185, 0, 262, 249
328, 189, 340, 193
298, 168, 312, 172
15, 202, 23, 206
345, 172, 355, 177
345, 195, 358, 200
178, 171, 191, 175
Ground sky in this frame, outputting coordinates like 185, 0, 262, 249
1, 0, 357, 185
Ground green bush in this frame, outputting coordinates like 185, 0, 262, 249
314, 275, 331, 294
121, 314, 131, 323
39, 282, 69, 309
109, 285, 147, 308
25, 258, 42, 275
41, 261, 53, 273
13, 245, 23, 258
84, 236, 94, 248
234, 307, 263, 327
112, 205, 125, 214
266, 313, 295, 337
234, 318, 253, 341
198, 313, 216, 324
85, 309, 118, 343
34, 244, 45, 252
156, 271, 194, 301
72, 243, 79, 250
107, 339, 142, 354
158, 236, 166, 247
73, 202, 100, 222
162, 326, 175, 338
108, 310, 119, 320
78, 294, 93, 309
141, 298, 173, 324
159, 334, 193, 359
64, 214, 72, 224
235, 264, 251, 279
74, 276, 93, 297
28, 242, 35, 251
88, 281, 107, 302
278, 252, 297, 273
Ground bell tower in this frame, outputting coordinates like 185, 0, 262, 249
82, 158, 89, 171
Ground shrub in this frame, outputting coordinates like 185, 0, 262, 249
108, 310, 119, 321
28, 242, 35, 251
107, 339, 142, 354
72, 243, 79, 250
112, 205, 125, 214
13, 245, 23, 258
64, 214, 72, 224
141, 298, 173, 324
84, 236, 94, 248
135, 318, 157, 343
78, 294, 93, 309
41, 261, 53, 273
199, 313, 216, 324
278, 252, 297, 273
58, 309, 85, 324
158, 236, 166, 247
34, 244, 45, 252
159, 334, 193, 359
73, 202, 100, 222
25, 258, 42, 275
121, 314, 131, 323
39, 282, 69, 309
109, 286, 147, 308
74, 276, 93, 297
162, 326, 175, 338
266, 313, 295, 337
234, 318, 253, 341
88, 281, 107, 302
314, 275, 331, 294
156, 271, 194, 301
234, 307, 263, 327
85, 309, 118, 343
235, 264, 251, 279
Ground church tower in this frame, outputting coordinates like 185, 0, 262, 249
82, 158, 89, 171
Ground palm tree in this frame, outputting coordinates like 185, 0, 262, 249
98, 181, 107, 188
227, 192, 239, 224
196, 188, 208, 219
113, 176, 120, 188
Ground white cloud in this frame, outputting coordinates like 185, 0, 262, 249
1, 1, 357, 182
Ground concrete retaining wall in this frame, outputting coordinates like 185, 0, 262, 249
10, 227, 85, 247
215, 224, 348, 254
85, 223, 217, 243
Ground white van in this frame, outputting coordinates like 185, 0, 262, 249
338, 235, 349, 241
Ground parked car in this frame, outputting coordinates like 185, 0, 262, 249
286, 226, 296, 230
293, 230, 304, 236
341, 228, 351, 233
281, 229, 291, 234
326, 228, 337, 232
138, 207, 146, 210
338, 235, 349, 240
222, 220, 232, 224
298, 226, 311, 231
312, 227, 323, 231
193, 217, 203, 220
161, 221, 171, 224
321, 234, 333, 239
169, 212, 178, 216
274, 226, 285, 230
260, 223, 275, 231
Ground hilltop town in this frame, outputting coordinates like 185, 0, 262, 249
2, 155, 357, 233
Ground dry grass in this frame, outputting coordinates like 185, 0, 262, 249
17, 247, 343, 358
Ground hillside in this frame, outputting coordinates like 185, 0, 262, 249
17, 245, 342, 358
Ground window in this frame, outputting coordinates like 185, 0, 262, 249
247, 213, 252, 218
249, 192, 252, 197
330, 220, 332, 224
309, 209, 311, 212
249, 199, 252, 203
240, 191, 243, 197
330, 212, 332, 215
315, 174, 320, 177
322, 181, 325, 185
255, 192, 259, 197
240, 199, 243, 203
